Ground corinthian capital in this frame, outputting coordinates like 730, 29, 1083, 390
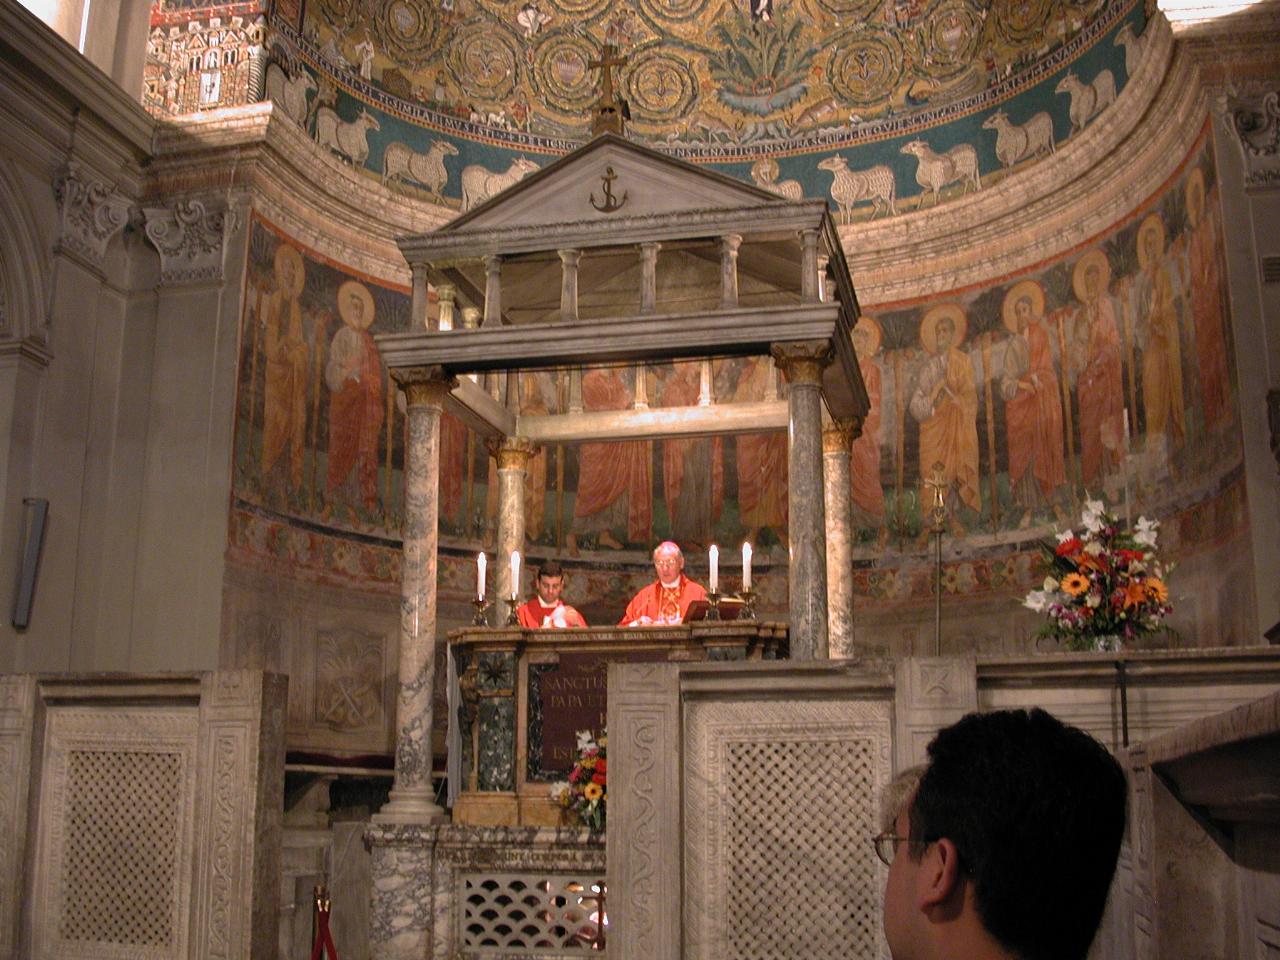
142, 199, 240, 284
1216, 86, 1280, 189
54, 161, 132, 269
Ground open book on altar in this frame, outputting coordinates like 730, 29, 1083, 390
683, 598, 748, 622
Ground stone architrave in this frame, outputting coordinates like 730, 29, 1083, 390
490, 437, 537, 620
375, 366, 456, 826
142, 198, 239, 284
771, 340, 833, 660
53, 161, 131, 271
822, 417, 860, 658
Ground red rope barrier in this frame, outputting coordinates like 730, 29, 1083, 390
310, 884, 339, 960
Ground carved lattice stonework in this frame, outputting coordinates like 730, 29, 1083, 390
685, 699, 891, 960
59, 748, 184, 947
459, 873, 605, 951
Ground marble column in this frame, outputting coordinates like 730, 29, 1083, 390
436, 282, 456, 331
771, 341, 833, 660
719, 234, 741, 309
491, 437, 536, 621
559, 248, 581, 322
799, 229, 820, 303
639, 241, 660, 314
374, 366, 455, 825
823, 417, 860, 659
483, 254, 502, 328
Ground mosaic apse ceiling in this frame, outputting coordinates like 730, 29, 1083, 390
255, 0, 1146, 215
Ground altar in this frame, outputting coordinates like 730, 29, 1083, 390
449, 622, 788, 826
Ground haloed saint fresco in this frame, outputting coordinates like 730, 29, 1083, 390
234, 144, 1240, 563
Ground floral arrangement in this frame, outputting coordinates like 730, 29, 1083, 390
550, 730, 607, 833
1023, 499, 1174, 652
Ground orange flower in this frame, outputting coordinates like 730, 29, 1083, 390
1122, 581, 1147, 610
1061, 573, 1090, 597
1145, 577, 1168, 603
584, 782, 603, 802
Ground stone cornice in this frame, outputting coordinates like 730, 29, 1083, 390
0, 0, 152, 158
841, 15, 1203, 306
0, 336, 54, 369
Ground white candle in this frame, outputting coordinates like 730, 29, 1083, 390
743, 541, 752, 592
477, 552, 486, 601
709, 544, 719, 593
510, 550, 521, 599
1123, 408, 1131, 448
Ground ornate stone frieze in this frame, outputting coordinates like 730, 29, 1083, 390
1218, 87, 1280, 189
53, 162, 132, 270
143, 199, 240, 284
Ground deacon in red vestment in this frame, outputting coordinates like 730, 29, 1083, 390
516, 561, 587, 629
620, 541, 707, 626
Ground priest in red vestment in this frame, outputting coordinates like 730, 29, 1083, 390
620, 541, 707, 626
516, 561, 588, 629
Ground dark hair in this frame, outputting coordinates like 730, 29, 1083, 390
536, 560, 564, 580
908, 708, 1127, 960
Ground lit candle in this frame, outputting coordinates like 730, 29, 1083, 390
477, 552, 487, 601
510, 550, 521, 599
709, 544, 719, 594
742, 541, 752, 592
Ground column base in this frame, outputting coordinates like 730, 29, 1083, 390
372, 787, 450, 825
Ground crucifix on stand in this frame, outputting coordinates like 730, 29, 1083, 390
589, 43, 629, 135
923, 462, 949, 657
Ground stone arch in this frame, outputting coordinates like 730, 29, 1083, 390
0, 159, 51, 347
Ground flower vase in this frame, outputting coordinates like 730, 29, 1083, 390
1091, 634, 1122, 653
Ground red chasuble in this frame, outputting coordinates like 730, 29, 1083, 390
516, 598, 587, 629
620, 575, 707, 626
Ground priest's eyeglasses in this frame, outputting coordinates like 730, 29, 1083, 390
871, 833, 923, 866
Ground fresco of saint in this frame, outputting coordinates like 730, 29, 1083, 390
1181, 169, 1232, 432
909, 303, 980, 535
999, 280, 1066, 526
659, 363, 723, 548
1136, 212, 1185, 465
850, 317, 887, 540
1071, 250, 1125, 489
261, 243, 309, 492
732, 355, 787, 544
325, 280, 385, 513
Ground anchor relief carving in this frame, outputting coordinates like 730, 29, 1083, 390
589, 165, 628, 213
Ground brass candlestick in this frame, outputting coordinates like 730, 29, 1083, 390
738, 588, 757, 621
506, 594, 520, 626
471, 597, 491, 626
705, 591, 722, 621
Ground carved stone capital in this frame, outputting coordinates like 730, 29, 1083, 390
822, 416, 862, 454
392, 366, 456, 407
53, 162, 132, 269
486, 436, 538, 470
771, 340, 833, 385
1217, 87, 1280, 189
142, 199, 239, 284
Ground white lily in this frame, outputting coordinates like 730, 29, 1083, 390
1083, 540, 1103, 556
1081, 498, 1106, 533
575, 729, 595, 750
1043, 576, 1059, 592
1055, 529, 1076, 543
1023, 590, 1051, 613
1134, 515, 1159, 547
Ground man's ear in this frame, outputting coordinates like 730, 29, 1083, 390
916, 838, 964, 910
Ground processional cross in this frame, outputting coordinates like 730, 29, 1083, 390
589, 43, 629, 135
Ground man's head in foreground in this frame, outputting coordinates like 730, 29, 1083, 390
880, 708, 1127, 960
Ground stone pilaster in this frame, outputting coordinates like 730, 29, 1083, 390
375, 367, 455, 825
142, 198, 239, 285
771, 340, 832, 660
639, 241, 660, 314
490, 437, 537, 621
559, 249, 581, 323
53, 161, 131, 273
483, 255, 502, 328
800, 229, 820, 303
412, 264, 430, 329
719, 234, 741, 309
822, 418, 860, 658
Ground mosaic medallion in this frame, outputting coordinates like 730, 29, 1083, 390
920, 0, 984, 80
544, 0, 613, 21
635, 0, 718, 27
370, 0, 442, 68
316, 0, 361, 27
448, 19, 521, 103
626, 43, 700, 123
532, 31, 600, 112
810, 0, 883, 21
993, 0, 1052, 45
827, 27, 904, 108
